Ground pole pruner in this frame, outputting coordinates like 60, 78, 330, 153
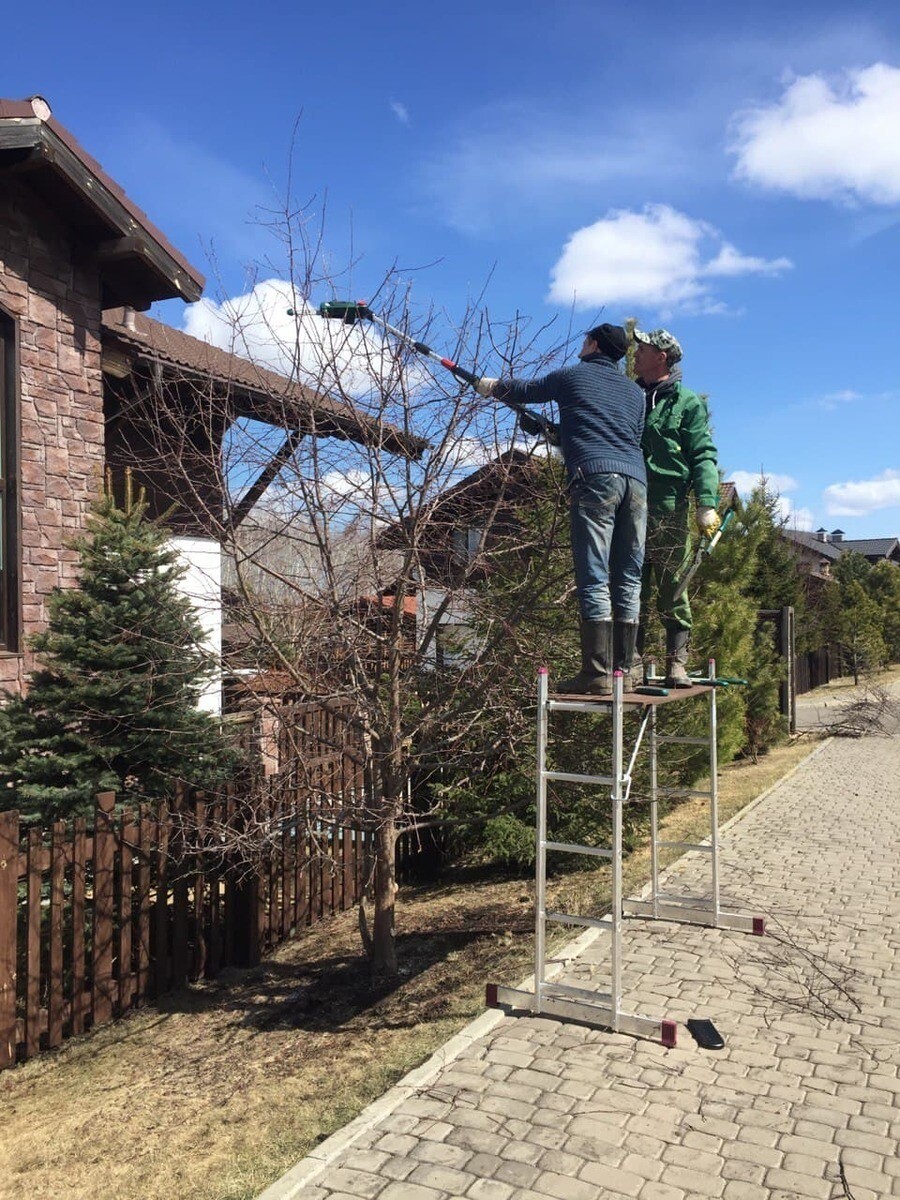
308, 300, 559, 444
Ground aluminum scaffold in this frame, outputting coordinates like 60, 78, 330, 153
486, 660, 765, 1046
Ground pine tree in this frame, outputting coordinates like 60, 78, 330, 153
865, 560, 900, 662
837, 579, 886, 684
0, 479, 235, 821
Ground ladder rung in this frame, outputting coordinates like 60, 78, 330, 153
545, 910, 614, 931
656, 735, 709, 746
545, 770, 615, 786
539, 980, 612, 1005
544, 840, 612, 859
657, 841, 712, 852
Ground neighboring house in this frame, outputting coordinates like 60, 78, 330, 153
219, 450, 549, 684
379, 448, 551, 584
0, 94, 419, 710
782, 528, 900, 579
378, 448, 554, 666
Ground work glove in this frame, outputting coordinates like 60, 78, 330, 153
696, 507, 721, 538
475, 376, 498, 398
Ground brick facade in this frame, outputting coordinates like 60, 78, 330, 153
0, 179, 105, 693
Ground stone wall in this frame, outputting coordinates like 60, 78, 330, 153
0, 180, 105, 693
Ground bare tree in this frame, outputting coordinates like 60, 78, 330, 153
107, 201, 575, 979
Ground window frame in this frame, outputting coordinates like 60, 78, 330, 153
0, 306, 20, 652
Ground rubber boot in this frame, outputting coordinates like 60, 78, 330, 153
558, 620, 614, 695
633, 623, 647, 687
614, 621, 640, 691
665, 626, 692, 688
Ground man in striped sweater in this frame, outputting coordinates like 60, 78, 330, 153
477, 324, 647, 694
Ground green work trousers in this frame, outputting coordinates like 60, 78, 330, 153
641, 505, 693, 632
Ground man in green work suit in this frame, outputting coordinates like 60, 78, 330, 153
633, 329, 721, 687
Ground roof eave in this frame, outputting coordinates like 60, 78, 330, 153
101, 324, 427, 461
0, 116, 203, 306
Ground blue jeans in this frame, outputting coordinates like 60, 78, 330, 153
570, 473, 647, 622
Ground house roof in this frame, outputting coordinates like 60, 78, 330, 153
783, 529, 900, 564
782, 529, 845, 561
0, 95, 204, 308
838, 537, 900, 560
359, 594, 418, 618
719, 481, 738, 510
102, 307, 426, 459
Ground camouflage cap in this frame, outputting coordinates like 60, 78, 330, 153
633, 328, 683, 363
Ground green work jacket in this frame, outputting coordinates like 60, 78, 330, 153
641, 381, 720, 511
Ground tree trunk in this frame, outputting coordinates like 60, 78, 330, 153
370, 813, 398, 979
368, 632, 406, 981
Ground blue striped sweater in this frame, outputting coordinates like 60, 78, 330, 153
494, 353, 646, 485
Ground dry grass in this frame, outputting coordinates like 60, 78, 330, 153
0, 734, 822, 1200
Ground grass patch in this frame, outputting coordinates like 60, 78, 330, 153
0, 734, 823, 1200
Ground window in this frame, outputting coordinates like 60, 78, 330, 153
451, 526, 484, 565
0, 310, 18, 650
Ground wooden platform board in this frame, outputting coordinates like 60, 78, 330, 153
549, 682, 715, 708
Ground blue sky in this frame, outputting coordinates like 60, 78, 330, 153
6, 0, 900, 535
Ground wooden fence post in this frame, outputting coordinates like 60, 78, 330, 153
191, 795, 207, 982
154, 808, 169, 998
119, 810, 137, 1011
25, 827, 42, 1058
48, 821, 65, 1048
71, 818, 87, 1036
0, 808, 19, 1068
170, 785, 190, 990
92, 792, 116, 1027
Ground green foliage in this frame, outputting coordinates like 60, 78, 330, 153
482, 811, 535, 870
811, 544, 900, 676
865, 561, 900, 661
0, 483, 236, 822
817, 550, 895, 679
744, 624, 788, 761
837, 579, 887, 682
832, 550, 872, 588
741, 485, 809, 643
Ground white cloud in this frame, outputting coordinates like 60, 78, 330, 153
730, 64, 900, 204
390, 101, 410, 125
729, 470, 812, 528
183, 279, 426, 399
824, 469, 900, 516
547, 204, 791, 314
320, 467, 375, 507
730, 470, 800, 497
818, 389, 863, 410
776, 499, 815, 531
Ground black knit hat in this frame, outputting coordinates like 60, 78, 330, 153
585, 323, 627, 361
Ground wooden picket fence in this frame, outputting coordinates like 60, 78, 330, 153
0, 769, 373, 1070
0, 694, 447, 1071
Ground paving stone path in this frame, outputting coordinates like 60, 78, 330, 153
263, 723, 900, 1200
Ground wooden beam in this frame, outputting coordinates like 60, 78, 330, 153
231, 432, 303, 528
